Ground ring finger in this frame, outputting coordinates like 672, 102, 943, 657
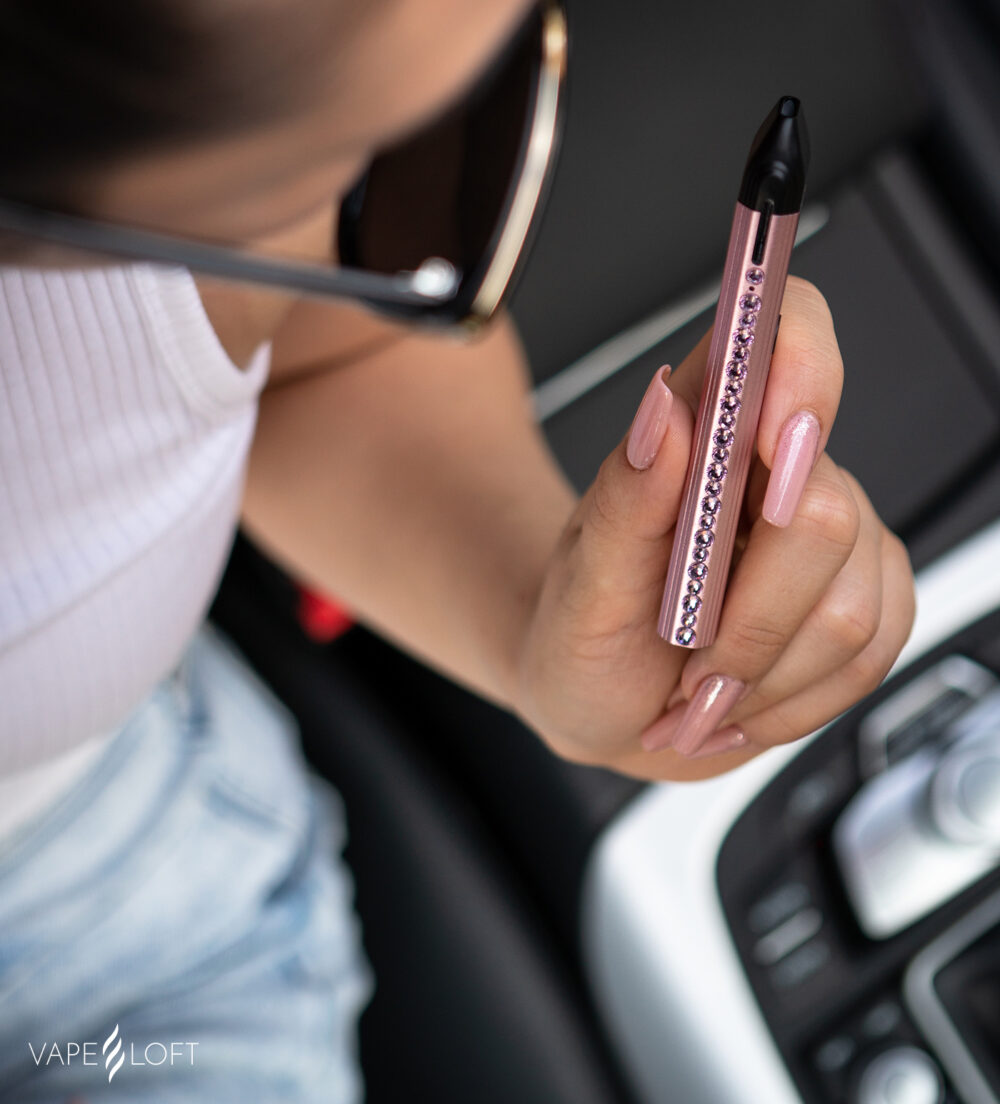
734, 468, 885, 720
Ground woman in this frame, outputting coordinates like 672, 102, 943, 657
0, 0, 915, 1099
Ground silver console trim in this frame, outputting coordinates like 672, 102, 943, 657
581, 516, 1000, 1104
904, 888, 1000, 1104
857, 654, 997, 778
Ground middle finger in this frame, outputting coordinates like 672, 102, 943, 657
663, 453, 861, 755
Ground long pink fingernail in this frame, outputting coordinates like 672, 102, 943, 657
626, 366, 673, 471
640, 704, 686, 752
687, 726, 749, 759
670, 674, 746, 757
635, 684, 688, 755
762, 410, 821, 527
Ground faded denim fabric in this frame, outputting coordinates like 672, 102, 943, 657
0, 626, 372, 1103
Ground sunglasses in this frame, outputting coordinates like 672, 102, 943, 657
0, 3, 566, 331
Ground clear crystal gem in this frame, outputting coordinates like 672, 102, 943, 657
702, 495, 721, 514
721, 395, 741, 413
727, 362, 746, 381
718, 410, 735, 429
680, 612, 698, 628
675, 627, 696, 646
682, 594, 702, 614
731, 346, 748, 362
687, 578, 704, 595
712, 447, 730, 464
707, 461, 727, 481
699, 514, 715, 530
695, 528, 714, 547
739, 293, 761, 311
733, 329, 754, 346
705, 480, 722, 497
746, 267, 764, 285
739, 312, 757, 328
692, 546, 708, 562
714, 428, 734, 447
688, 562, 708, 580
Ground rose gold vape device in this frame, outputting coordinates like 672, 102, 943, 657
658, 97, 809, 649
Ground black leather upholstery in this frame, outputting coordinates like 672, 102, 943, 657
210, 539, 638, 1104
510, 0, 926, 381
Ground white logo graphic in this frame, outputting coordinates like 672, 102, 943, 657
103, 1023, 124, 1084
28, 1030, 197, 1080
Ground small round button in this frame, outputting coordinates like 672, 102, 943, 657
855, 1046, 944, 1104
931, 743, 1000, 846
958, 756, 1000, 835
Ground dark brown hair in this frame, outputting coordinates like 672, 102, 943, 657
0, 0, 350, 207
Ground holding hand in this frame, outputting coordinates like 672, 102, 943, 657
516, 278, 915, 781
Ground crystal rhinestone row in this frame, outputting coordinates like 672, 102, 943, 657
674, 265, 765, 645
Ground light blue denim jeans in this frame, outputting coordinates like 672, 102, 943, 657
0, 625, 372, 1103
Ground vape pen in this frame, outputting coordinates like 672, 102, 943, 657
658, 96, 809, 649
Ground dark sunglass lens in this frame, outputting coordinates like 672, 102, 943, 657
338, 10, 541, 290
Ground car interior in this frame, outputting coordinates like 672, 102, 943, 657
209, 0, 1000, 1100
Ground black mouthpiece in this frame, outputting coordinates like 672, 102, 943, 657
738, 96, 809, 215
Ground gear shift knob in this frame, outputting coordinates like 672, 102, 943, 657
834, 686, 1000, 940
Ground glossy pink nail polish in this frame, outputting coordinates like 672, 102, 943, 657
640, 703, 686, 752
762, 410, 821, 527
670, 673, 746, 757
626, 366, 673, 471
641, 711, 749, 758
687, 726, 749, 760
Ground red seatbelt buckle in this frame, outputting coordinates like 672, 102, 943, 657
295, 585, 354, 643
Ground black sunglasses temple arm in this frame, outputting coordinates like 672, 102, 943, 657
0, 197, 459, 307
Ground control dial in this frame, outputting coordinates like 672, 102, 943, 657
930, 734, 1000, 847
854, 1046, 944, 1104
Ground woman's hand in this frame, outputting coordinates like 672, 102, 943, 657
516, 277, 916, 781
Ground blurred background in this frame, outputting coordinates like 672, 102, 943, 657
213, 1, 1000, 1101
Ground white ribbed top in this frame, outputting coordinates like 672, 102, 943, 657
0, 262, 269, 809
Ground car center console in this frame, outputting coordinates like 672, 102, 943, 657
581, 518, 1000, 1104
718, 598, 1000, 1103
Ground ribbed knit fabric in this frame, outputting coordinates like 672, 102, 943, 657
0, 263, 269, 795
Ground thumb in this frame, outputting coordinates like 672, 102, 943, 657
574, 365, 695, 600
